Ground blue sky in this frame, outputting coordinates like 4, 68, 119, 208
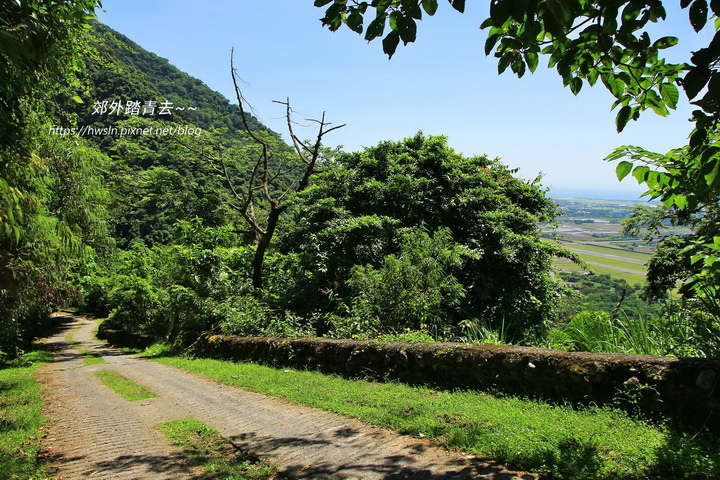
96, 1, 714, 200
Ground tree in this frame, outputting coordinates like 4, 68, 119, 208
612, 142, 720, 310
1, 0, 100, 147
313, 0, 720, 304
1, 0, 107, 358
280, 133, 572, 339
200, 52, 344, 290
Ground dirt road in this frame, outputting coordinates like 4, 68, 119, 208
40, 314, 537, 480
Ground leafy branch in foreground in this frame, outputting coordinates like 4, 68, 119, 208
314, 0, 716, 135
610, 140, 720, 307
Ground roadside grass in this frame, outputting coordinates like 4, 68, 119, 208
0, 351, 53, 480
93, 370, 157, 401
157, 418, 281, 479
151, 355, 719, 480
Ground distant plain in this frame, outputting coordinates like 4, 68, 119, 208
544, 198, 691, 286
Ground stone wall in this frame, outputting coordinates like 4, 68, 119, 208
96, 320, 157, 349
187, 332, 720, 429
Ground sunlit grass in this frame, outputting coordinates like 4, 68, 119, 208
157, 418, 280, 479
79, 349, 105, 366
153, 356, 720, 479
94, 370, 157, 401
0, 351, 53, 479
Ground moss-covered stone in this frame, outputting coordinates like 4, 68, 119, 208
187, 332, 720, 430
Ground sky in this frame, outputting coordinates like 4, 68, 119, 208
95, 1, 714, 200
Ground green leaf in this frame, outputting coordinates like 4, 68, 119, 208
451, 0, 466, 13
490, 0, 512, 25
322, 2, 346, 30
524, 51, 539, 72
653, 36, 679, 49
615, 105, 632, 132
511, 58, 527, 77
673, 195, 688, 210
498, 53, 513, 74
347, 11, 364, 34
632, 165, 650, 183
587, 68, 600, 86
0, 30, 29, 62
545, 0, 573, 27
422, 0, 438, 15
511, 0, 532, 22
71, 95, 83, 104
616, 161, 633, 180
601, 73, 624, 97
683, 66, 711, 99
569, 77, 582, 95
382, 30, 400, 57
365, 14, 387, 41
397, 16, 417, 44
689, 0, 709, 31
703, 158, 720, 187
314, 0, 333, 6
485, 34, 501, 55
645, 90, 669, 116
621, 2, 641, 23
660, 83, 679, 109
402, 0, 423, 19
690, 253, 705, 265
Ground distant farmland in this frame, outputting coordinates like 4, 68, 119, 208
543, 198, 688, 286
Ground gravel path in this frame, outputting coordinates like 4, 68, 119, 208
41, 314, 538, 480
40, 315, 199, 479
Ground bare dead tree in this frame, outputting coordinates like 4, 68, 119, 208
224, 50, 345, 289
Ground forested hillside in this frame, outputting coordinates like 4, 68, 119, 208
2, 8, 717, 360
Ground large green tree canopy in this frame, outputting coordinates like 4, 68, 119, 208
314, 0, 720, 303
280, 133, 571, 339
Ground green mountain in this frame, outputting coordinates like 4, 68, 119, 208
71, 22, 280, 246
80, 23, 267, 138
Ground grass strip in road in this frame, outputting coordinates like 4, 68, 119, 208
93, 370, 157, 401
79, 349, 105, 366
0, 351, 54, 480
152, 355, 720, 480
157, 418, 281, 479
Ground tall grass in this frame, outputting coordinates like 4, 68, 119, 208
548, 309, 715, 357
